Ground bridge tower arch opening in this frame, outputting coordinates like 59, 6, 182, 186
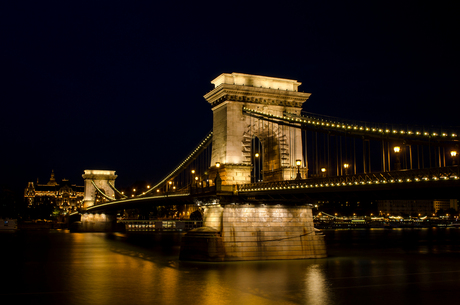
204, 73, 311, 184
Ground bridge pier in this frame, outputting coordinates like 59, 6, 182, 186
70, 213, 118, 232
180, 203, 326, 261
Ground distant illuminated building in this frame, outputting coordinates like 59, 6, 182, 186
377, 200, 434, 216
24, 170, 84, 214
433, 200, 451, 213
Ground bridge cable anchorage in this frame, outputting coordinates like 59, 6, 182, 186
108, 181, 127, 199
91, 180, 115, 201
241, 107, 459, 146
134, 130, 213, 198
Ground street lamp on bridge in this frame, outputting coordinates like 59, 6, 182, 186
321, 167, 327, 178
394, 146, 401, 171
191, 169, 196, 186
451, 150, 457, 165
214, 162, 222, 187
254, 153, 261, 182
295, 159, 302, 180
343, 163, 350, 175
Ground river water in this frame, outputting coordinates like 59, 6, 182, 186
1, 228, 460, 305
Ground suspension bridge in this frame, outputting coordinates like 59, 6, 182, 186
74, 72, 460, 261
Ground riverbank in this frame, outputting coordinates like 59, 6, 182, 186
315, 218, 460, 229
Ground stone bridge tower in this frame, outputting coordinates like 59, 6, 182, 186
204, 73, 311, 185
81, 170, 117, 208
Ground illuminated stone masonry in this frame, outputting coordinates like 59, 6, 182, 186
204, 73, 311, 185
82, 170, 117, 208
74, 213, 117, 232
180, 74, 324, 261
180, 203, 327, 261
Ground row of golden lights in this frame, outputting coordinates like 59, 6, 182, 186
122, 166, 214, 198
243, 107, 459, 138
239, 174, 459, 192
281, 147, 456, 165
393, 146, 458, 156
133, 132, 213, 197
125, 162, 221, 198
317, 212, 456, 218
120, 146, 457, 200
120, 181, 179, 197
121, 147, 458, 198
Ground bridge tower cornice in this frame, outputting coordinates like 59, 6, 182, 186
82, 170, 118, 181
204, 83, 311, 110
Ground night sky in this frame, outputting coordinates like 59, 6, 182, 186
1, 1, 458, 193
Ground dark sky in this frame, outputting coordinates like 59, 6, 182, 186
1, 1, 458, 192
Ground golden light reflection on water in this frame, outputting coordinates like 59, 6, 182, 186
65, 233, 165, 304
182, 262, 303, 305
5, 230, 459, 305
304, 264, 332, 305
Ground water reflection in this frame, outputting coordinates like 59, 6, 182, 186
1, 229, 460, 305
304, 264, 332, 305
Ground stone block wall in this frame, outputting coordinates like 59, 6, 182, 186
72, 213, 116, 232
217, 164, 252, 185
202, 204, 326, 261
203, 205, 224, 231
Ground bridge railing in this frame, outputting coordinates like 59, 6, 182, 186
144, 188, 191, 197
237, 166, 459, 192
120, 219, 203, 232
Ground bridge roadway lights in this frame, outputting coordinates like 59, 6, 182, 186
179, 203, 327, 261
